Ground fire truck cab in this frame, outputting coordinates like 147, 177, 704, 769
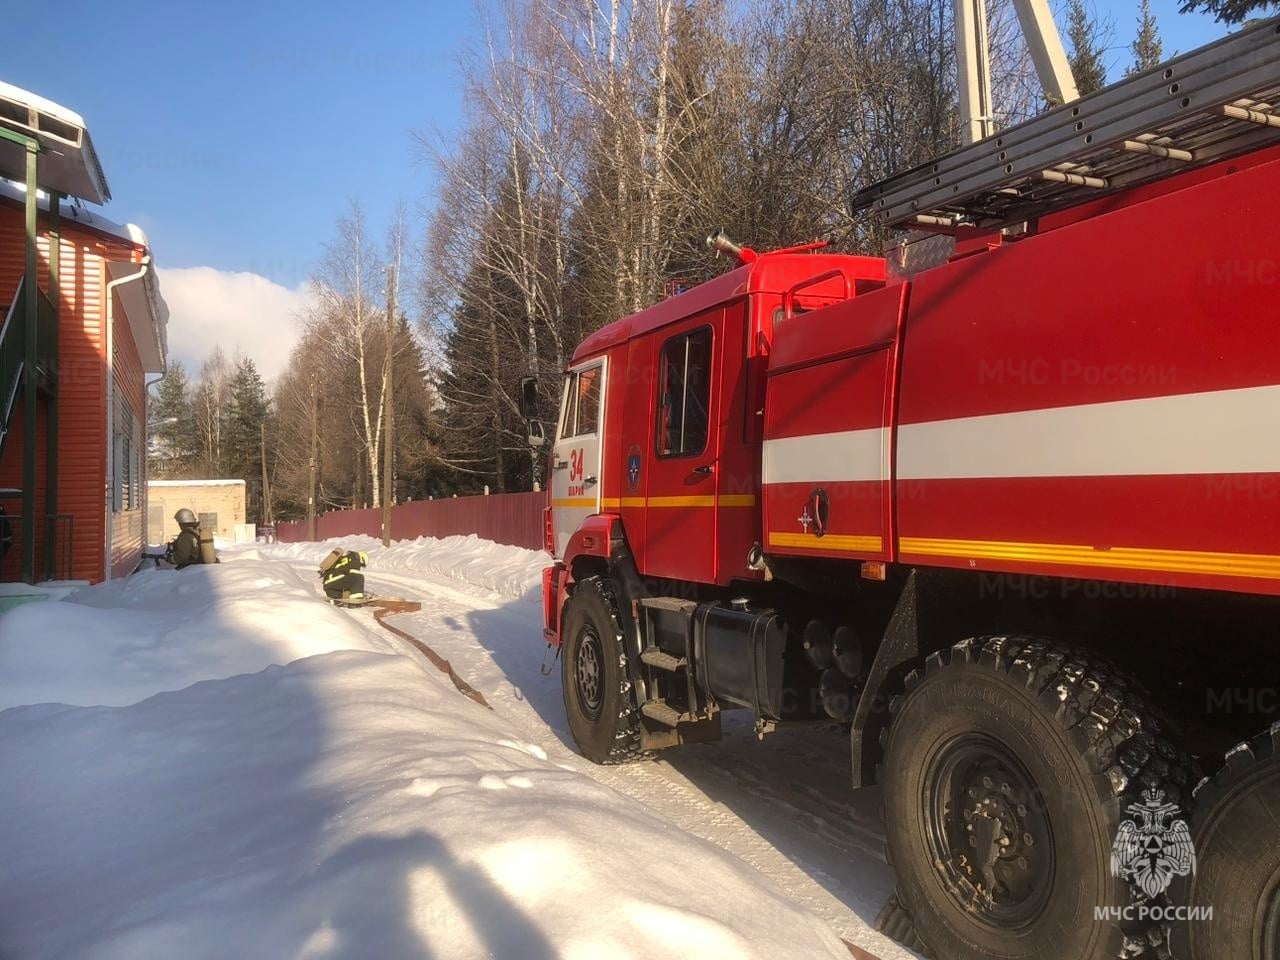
546, 250, 886, 590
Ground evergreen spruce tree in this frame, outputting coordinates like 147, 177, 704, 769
1127, 0, 1164, 76
1066, 0, 1109, 96
1178, 0, 1277, 23
225, 357, 270, 519
148, 361, 198, 478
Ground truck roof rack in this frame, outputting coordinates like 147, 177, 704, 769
851, 15, 1280, 232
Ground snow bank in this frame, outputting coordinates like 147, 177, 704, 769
0, 556, 850, 960
0, 561, 388, 709
253, 534, 551, 603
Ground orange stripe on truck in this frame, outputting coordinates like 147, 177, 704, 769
596, 495, 757, 510
768, 532, 884, 553
899, 536, 1280, 579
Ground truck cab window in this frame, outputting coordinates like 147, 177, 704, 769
657, 327, 712, 457
561, 364, 603, 439
576, 366, 601, 434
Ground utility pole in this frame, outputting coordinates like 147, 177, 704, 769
260, 420, 273, 531
381, 264, 396, 547
955, 0, 1079, 145
307, 375, 319, 541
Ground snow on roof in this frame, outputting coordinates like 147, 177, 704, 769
0, 80, 87, 131
0, 80, 110, 203
105, 259, 169, 373
148, 479, 247, 487
0, 181, 170, 375
0, 178, 140, 246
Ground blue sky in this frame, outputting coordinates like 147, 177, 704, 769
1, 0, 1238, 376
8, 0, 472, 287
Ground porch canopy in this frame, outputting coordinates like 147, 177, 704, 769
0, 80, 109, 203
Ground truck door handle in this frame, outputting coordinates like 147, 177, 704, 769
584, 475, 598, 485
692, 464, 714, 475
553, 460, 568, 470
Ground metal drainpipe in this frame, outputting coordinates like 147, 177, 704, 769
103, 257, 152, 582
143, 366, 167, 548
45, 192, 61, 581
21, 143, 38, 584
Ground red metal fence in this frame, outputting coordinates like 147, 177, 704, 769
274, 490, 547, 552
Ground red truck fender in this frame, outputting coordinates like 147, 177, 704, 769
543, 513, 621, 646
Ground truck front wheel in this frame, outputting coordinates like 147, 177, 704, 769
560, 576, 649, 765
882, 636, 1186, 960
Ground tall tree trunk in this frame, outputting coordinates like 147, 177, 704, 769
307, 378, 319, 540
350, 216, 383, 508
487, 312, 507, 493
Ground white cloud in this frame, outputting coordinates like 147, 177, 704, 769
156, 267, 317, 382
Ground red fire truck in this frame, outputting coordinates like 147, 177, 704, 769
530, 18, 1280, 960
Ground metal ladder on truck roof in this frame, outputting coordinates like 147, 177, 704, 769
851, 15, 1280, 233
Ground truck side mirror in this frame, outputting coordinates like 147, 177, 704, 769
519, 376, 539, 420
527, 420, 546, 448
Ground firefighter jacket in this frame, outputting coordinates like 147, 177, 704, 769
171, 528, 202, 569
320, 550, 368, 598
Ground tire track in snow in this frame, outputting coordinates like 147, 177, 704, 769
299, 562, 918, 960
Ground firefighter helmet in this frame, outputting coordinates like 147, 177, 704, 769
174, 508, 198, 528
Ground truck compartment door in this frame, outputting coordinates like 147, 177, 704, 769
762, 283, 909, 564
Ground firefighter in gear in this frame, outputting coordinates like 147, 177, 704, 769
319, 548, 368, 600
169, 508, 206, 569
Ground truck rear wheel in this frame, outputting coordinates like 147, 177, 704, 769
560, 576, 649, 765
882, 636, 1186, 960
1174, 725, 1280, 959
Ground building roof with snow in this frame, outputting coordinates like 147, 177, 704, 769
149, 480, 248, 488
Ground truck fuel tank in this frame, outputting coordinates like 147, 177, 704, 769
693, 604, 827, 721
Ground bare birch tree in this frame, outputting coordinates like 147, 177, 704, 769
310, 202, 387, 507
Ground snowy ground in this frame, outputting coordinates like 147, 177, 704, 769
0, 535, 916, 959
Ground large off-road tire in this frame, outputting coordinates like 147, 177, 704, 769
1173, 724, 1280, 959
882, 636, 1188, 960
561, 576, 649, 764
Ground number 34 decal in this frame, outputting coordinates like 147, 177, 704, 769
569, 448, 585, 482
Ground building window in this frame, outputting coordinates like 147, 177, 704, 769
113, 399, 142, 513
656, 327, 712, 457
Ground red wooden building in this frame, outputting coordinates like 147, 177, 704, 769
0, 82, 168, 584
